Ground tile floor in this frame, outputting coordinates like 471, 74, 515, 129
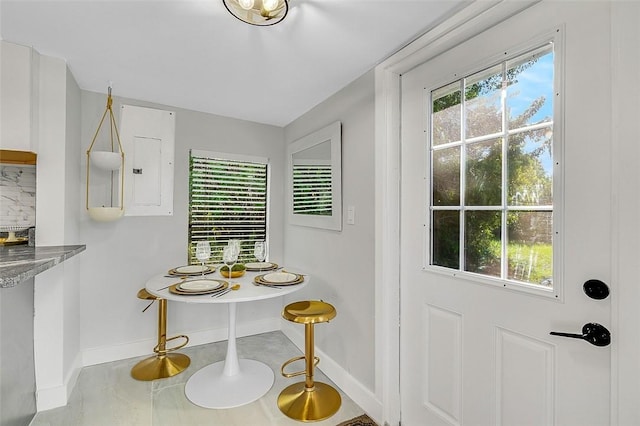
31, 331, 365, 426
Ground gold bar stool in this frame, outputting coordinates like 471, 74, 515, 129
131, 288, 190, 381
278, 300, 341, 422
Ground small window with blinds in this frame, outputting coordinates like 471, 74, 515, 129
188, 150, 268, 264
292, 163, 332, 215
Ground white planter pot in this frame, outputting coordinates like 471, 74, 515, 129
87, 207, 124, 222
90, 151, 122, 171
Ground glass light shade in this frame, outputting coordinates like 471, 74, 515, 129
262, 0, 278, 12
222, 0, 288, 26
238, 0, 254, 10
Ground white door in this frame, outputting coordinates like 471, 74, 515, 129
400, 3, 612, 425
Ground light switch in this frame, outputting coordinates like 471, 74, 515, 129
347, 206, 355, 225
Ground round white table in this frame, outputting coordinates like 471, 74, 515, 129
145, 268, 307, 409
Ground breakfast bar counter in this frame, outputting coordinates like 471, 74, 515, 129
0, 244, 86, 424
0, 245, 86, 288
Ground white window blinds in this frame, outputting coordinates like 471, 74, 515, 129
292, 164, 332, 216
189, 152, 268, 264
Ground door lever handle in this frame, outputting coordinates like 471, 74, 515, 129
550, 322, 610, 347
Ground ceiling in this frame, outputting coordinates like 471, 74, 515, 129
0, 0, 469, 127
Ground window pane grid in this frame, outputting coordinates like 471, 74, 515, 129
189, 154, 268, 264
430, 44, 554, 288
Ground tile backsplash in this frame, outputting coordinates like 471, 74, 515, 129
0, 164, 36, 229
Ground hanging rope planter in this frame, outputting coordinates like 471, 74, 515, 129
86, 87, 125, 222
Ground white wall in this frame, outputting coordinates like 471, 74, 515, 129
283, 71, 378, 413
78, 91, 286, 365
33, 52, 83, 410
62, 65, 82, 400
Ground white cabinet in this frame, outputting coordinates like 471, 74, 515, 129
0, 41, 39, 152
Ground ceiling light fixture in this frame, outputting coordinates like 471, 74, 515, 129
222, 0, 289, 26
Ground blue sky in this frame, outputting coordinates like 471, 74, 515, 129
507, 51, 554, 174
507, 51, 554, 124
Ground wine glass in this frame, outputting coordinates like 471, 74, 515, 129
254, 241, 266, 271
228, 239, 241, 256
222, 245, 238, 282
195, 241, 211, 278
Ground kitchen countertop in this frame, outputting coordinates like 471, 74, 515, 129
0, 245, 86, 288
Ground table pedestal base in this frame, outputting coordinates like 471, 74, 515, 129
185, 359, 274, 409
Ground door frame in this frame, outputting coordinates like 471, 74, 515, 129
608, 2, 640, 425
373, 1, 636, 424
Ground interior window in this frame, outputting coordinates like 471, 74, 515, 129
429, 43, 554, 288
188, 150, 268, 264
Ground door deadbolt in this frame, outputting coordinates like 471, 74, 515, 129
583, 279, 609, 300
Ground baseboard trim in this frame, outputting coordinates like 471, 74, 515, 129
81, 317, 281, 367
35, 352, 82, 411
281, 322, 383, 423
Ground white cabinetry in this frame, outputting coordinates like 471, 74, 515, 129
0, 41, 39, 152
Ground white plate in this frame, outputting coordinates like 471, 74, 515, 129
245, 262, 276, 269
175, 265, 207, 274
178, 280, 223, 292
262, 272, 297, 284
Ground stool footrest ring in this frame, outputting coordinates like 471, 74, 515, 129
154, 334, 189, 355
281, 355, 320, 378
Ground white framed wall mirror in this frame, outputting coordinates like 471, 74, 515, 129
287, 121, 342, 231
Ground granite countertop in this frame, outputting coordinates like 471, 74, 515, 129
0, 245, 86, 288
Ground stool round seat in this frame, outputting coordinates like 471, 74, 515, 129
282, 300, 336, 324
278, 300, 341, 422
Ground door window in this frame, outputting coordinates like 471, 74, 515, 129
429, 43, 555, 289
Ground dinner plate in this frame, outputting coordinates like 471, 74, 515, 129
178, 279, 224, 292
263, 272, 297, 283
244, 262, 278, 271
168, 265, 216, 276
169, 280, 228, 295
254, 272, 304, 286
